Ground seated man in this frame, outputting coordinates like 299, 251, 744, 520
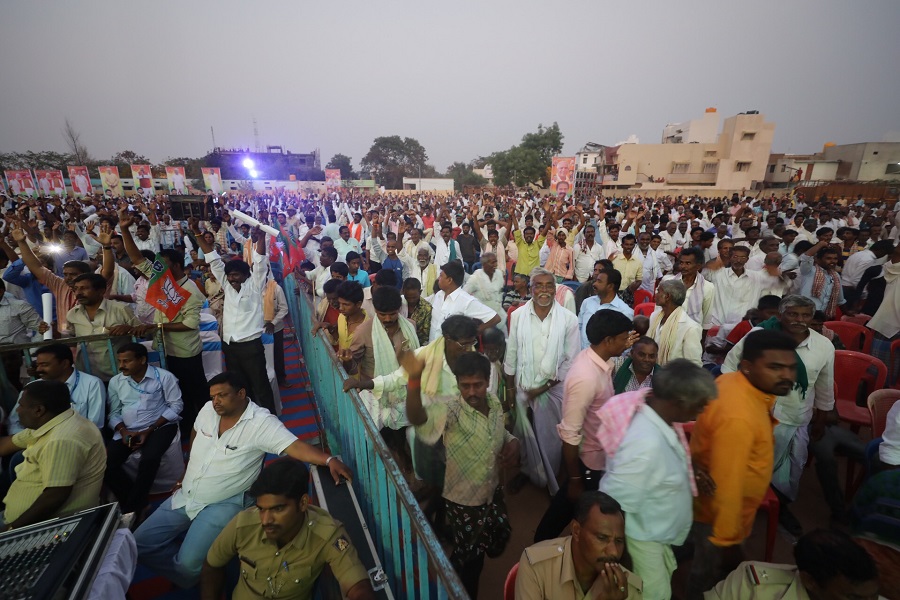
105, 343, 183, 515
201, 458, 374, 600
705, 529, 879, 600
134, 372, 351, 589
0, 380, 105, 530
516, 491, 642, 599
7, 343, 106, 433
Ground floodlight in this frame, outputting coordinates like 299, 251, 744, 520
249, 169, 259, 178
242, 158, 254, 169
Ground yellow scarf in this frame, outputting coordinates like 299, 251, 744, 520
650, 306, 685, 364
422, 264, 438, 295
419, 336, 446, 397
263, 279, 278, 322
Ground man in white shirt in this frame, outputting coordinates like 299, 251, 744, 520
193, 222, 276, 415
504, 268, 580, 495
333, 225, 362, 263
705, 246, 782, 331
133, 372, 352, 589
134, 222, 161, 254
427, 261, 500, 343
840, 239, 893, 304
599, 360, 717, 600
635, 231, 662, 293
433, 223, 462, 268
572, 225, 605, 283
463, 252, 505, 330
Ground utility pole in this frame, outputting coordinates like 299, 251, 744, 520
210, 126, 216, 151
253, 117, 260, 152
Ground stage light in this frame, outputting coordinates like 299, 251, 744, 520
46, 244, 62, 254
249, 169, 259, 178
242, 158, 254, 169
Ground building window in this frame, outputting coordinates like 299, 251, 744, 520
672, 162, 690, 174
735, 162, 751, 172
704, 162, 719, 174
624, 165, 632, 171
582, 156, 588, 164
768, 164, 776, 174
704, 150, 717, 157
741, 132, 756, 141
781, 164, 787, 173
886, 163, 900, 175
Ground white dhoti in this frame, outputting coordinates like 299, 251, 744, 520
514, 385, 563, 495
771, 422, 809, 501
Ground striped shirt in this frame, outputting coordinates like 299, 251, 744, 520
4, 409, 105, 524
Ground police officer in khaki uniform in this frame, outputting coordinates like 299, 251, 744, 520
516, 492, 643, 599
704, 530, 880, 600
202, 459, 375, 600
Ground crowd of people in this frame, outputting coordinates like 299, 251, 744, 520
0, 186, 899, 599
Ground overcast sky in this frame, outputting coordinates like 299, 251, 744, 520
1, 0, 898, 172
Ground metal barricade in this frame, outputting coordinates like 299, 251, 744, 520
282, 275, 468, 600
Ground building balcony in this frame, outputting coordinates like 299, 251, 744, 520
665, 172, 717, 185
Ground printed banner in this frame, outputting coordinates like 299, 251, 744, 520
131, 164, 153, 196
34, 169, 67, 197
201, 167, 223, 194
551, 157, 576, 198
4, 170, 37, 197
165, 166, 187, 194
325, 168, 342, 191
99, 166, 124, 197
67, 166, 93, 197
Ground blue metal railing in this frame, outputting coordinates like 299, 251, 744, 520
282, 275, 468, 600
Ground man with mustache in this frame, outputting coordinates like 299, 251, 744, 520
135, 372, 350, 590
721, 295, 835, 539
504, 268, 579, 495
202, 459, 372, 600
687, 329, 799, 599
516, 491, 642, 599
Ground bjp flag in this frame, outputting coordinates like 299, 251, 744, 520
145, 254, 189, 320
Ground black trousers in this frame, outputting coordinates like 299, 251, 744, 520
166, 353, 209, 437
533, 460, 603, 543
273, 329, 287, 383
105, 423, 178, 513
223, 338, 276, 414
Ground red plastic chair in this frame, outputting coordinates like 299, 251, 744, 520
868, 389, 900, 438
824, 321, 873, 354
889, 339, 900, 388
634, 302, 656, 317
834, 350, 887, 432
680, 420, 777, 561
841, 314, 872, 326
633, 289, 654, 306
506, 304, 522, 330
503, 562, 518, 600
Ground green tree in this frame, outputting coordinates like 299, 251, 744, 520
325, 154, 357, 180
486, 123, 564, 188
360, 135, 437, 189
109, 150, 151, 178
446, 161, 487, 191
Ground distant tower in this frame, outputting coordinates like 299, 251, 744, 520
210, 126, 216, 151
253, 117, 260, 152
